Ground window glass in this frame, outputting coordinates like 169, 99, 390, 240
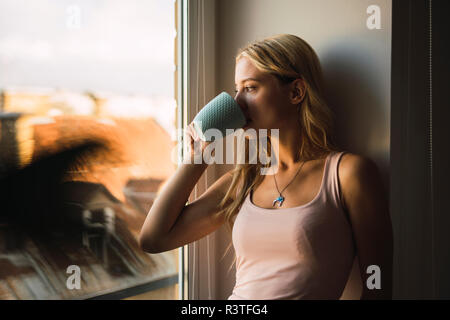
0, 0, 178, 299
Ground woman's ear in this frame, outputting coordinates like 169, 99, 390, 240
290, 78, 306, 104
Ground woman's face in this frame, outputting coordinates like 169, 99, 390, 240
234, 56, 297, 132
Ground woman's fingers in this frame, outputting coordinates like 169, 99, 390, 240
183, 122, 221, 164
183, 122, 206, 161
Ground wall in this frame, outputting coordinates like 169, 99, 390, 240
212, 0, 392, 299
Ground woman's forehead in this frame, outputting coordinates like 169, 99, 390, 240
235, 58, 266, 83
236, 57, 257, 72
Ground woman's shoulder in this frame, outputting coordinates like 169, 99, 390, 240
338, 152, 377, 175
337, 151, 382, 210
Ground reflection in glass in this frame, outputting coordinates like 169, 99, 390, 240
0, 0, 178, 299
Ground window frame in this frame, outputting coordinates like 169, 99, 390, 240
178, 0, 219, 300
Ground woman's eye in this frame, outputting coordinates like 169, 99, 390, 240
235, 87, 256, 93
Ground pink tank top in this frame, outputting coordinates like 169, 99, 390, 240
228, 151, 356, 300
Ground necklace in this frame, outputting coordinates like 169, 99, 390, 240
272, 161, 306, 207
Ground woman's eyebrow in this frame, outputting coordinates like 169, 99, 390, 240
235, 78, 261, 86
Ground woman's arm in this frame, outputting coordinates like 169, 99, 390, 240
139, 161, 208, 253
139, 123, 232, 253
339, 153, 394, 300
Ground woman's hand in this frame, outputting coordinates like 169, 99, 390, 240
183, 122, 214, 164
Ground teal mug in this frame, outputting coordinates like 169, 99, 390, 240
192, 92, 247, 142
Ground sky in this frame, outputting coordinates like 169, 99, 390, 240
0, 0, 176, 97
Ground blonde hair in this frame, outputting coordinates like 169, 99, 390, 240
218, 34, 341, 273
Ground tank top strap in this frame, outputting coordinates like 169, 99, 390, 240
323, 151, 348, 214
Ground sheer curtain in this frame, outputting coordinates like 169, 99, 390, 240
182, 0, 218, 300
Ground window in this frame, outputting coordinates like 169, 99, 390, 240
0, 0, 180, 299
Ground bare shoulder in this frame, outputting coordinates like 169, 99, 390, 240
339, 152, 377, 175
338, 152, 382, 211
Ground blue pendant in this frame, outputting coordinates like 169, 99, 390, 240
272, 195, 285, 207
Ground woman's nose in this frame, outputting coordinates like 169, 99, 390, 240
234, 91, 242, 105
234, 91, 245, 107
234, 95, 248, 118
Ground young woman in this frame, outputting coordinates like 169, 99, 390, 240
139, 34, 393, 300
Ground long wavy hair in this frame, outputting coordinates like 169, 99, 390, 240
217, 34, 341, 273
